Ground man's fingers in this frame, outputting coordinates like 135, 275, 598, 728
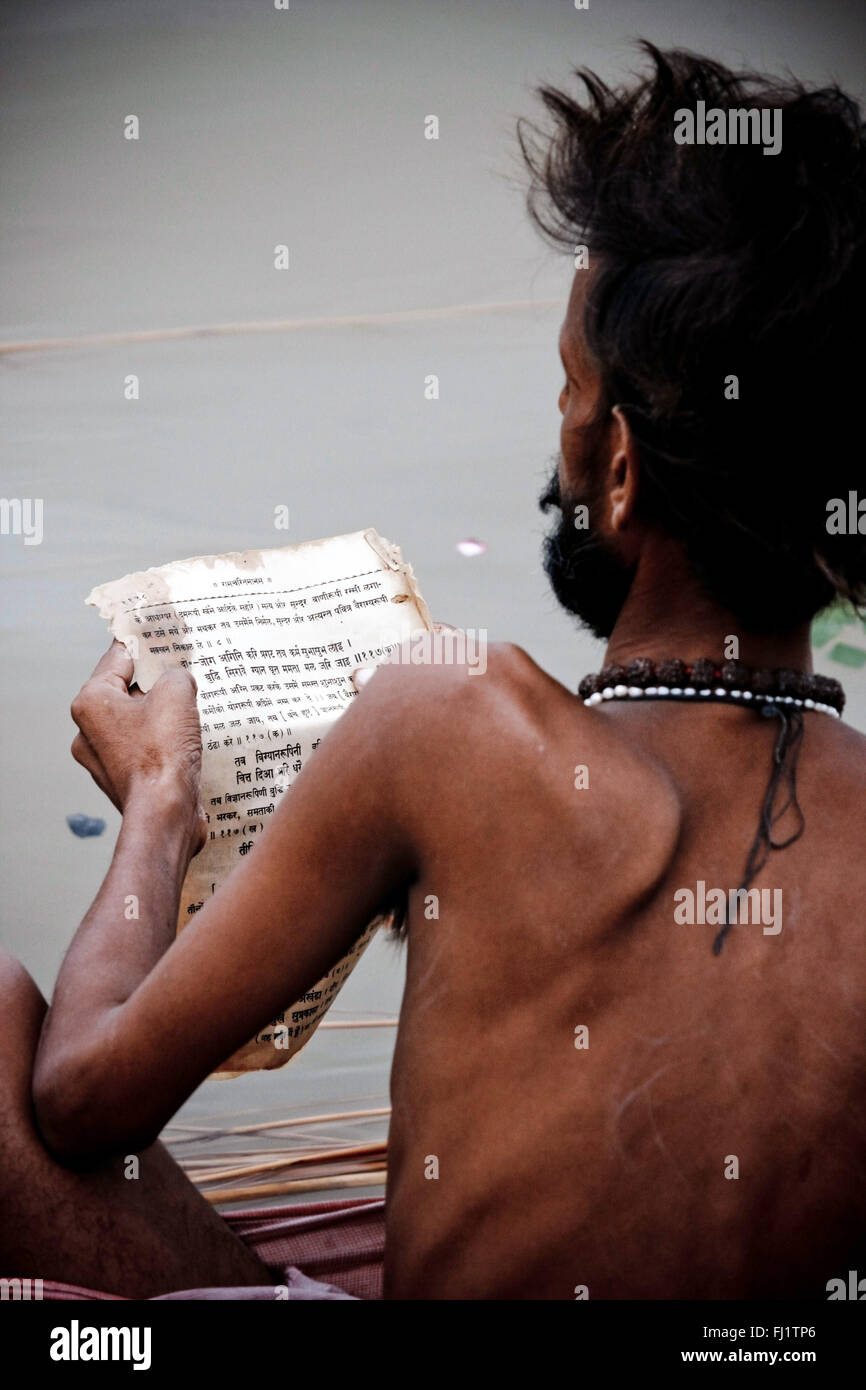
90, 639, 135, 688
149, 666, 198, 702
71, 643, 136, 732
71, 731, 105, 782
352, 665, 377, 692
71, 732, 120, 809
71, 732, 90, 768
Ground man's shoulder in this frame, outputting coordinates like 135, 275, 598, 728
361, 635, 634, 744
357, 639, 557, 733
361, 639, 678, 799
360, 639, 681, 898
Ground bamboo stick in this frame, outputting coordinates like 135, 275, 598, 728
167, 1105, 391, 1145
179, 1150, 321, 1168
204, 1170, 388, 1204
318, 1019, 397, 1029
180, 1143, 357, 1172
197, 1158, 384, 1189
195, 1159, 387, 1191
191, 1141, 387, 1186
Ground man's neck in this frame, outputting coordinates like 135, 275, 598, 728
602, 541, 813, 674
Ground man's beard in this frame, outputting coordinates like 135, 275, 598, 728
538, 458, 636, 642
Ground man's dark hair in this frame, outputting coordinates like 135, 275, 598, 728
520, 44, 866, 629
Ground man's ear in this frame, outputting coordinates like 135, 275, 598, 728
607, 404, 640, 535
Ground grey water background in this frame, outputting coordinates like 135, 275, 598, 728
2, 0, 865, 1203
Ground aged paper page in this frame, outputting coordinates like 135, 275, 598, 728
87, 528, 431, 1074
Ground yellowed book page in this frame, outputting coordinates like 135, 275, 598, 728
86, 528, 431, 1074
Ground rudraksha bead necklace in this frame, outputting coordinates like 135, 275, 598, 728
578, 658, 844, 718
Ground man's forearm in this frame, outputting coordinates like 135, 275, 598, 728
35, 778, 199, 1098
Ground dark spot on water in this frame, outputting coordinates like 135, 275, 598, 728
66, 813, 106, 838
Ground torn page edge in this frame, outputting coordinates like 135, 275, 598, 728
363, 528, 433, 632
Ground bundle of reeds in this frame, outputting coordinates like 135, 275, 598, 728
165, 1018, 395, 1204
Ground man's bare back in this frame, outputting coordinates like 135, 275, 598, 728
16, 636, 866, 1301
384, 647, 866, 1298
11, 43, 866, 1305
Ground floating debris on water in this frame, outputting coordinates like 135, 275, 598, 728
67, 813, 106, 838
456, 538, 487, 557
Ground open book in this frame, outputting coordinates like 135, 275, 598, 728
87, 529, 431, 1075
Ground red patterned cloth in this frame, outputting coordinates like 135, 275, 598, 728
28, 1197, 386, 1301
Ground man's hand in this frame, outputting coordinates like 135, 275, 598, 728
70, 641, 206, 853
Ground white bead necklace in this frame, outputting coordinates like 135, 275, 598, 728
583, 686, 841, 717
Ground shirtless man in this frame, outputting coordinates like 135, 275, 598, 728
3, 46, 865, 1299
